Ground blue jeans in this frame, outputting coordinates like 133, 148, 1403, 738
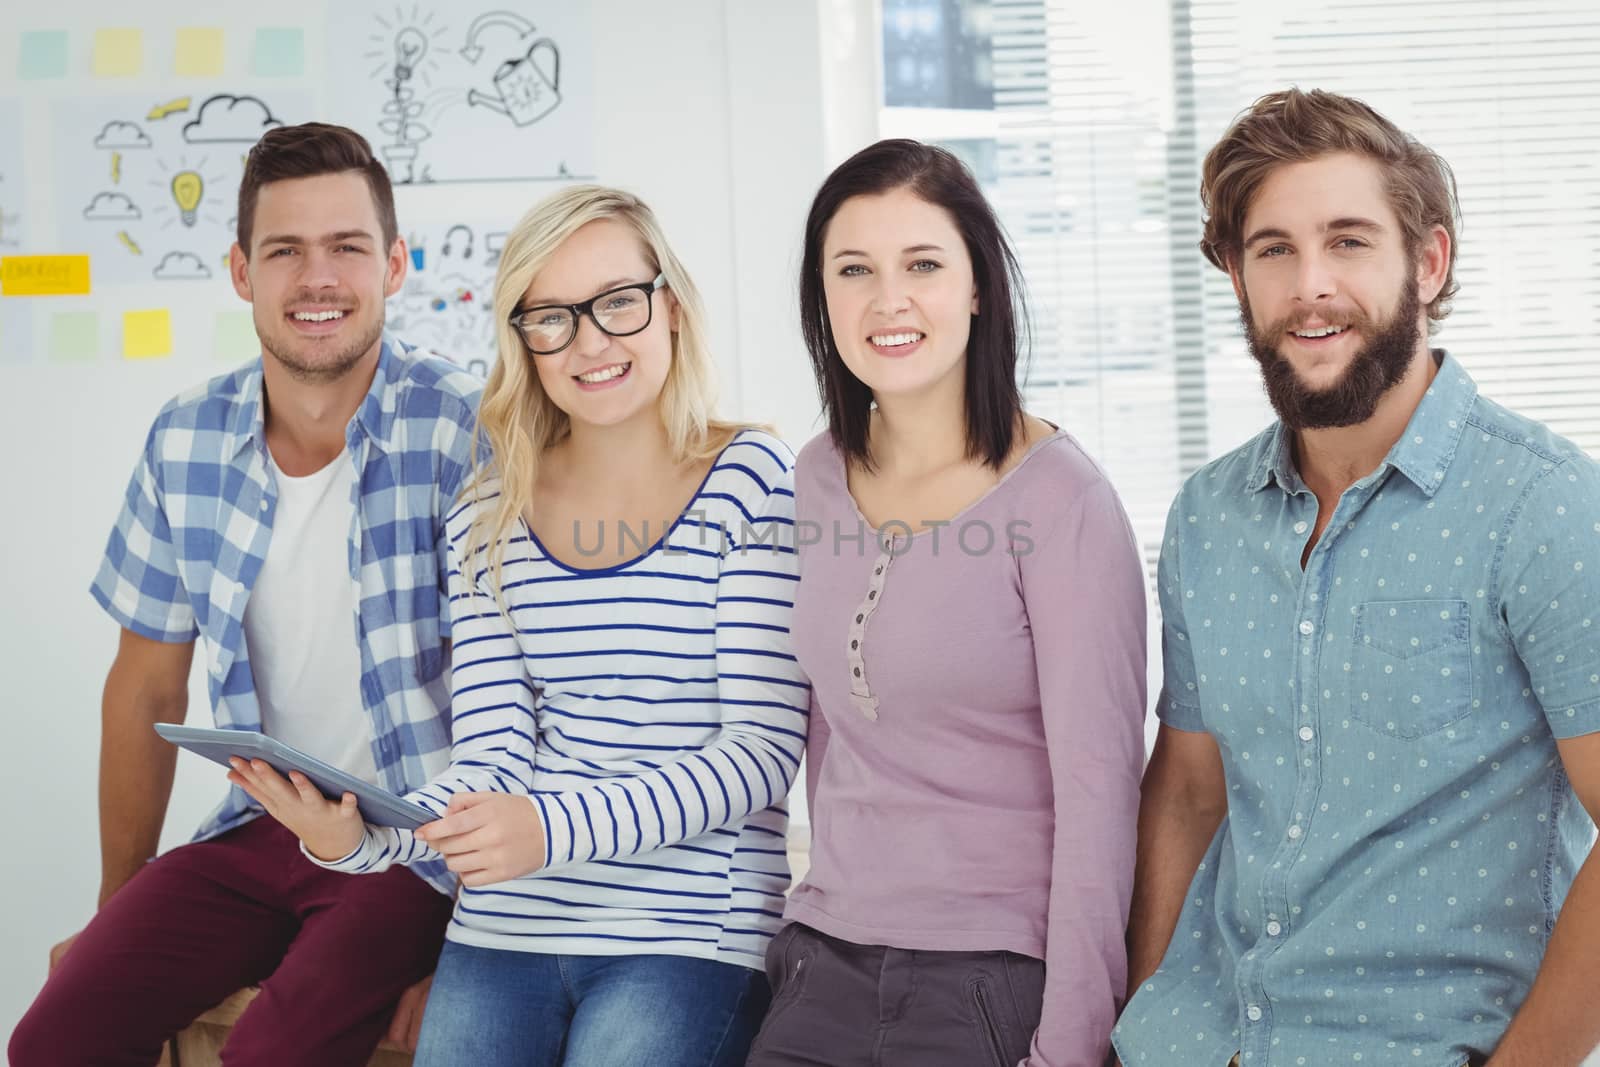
414, 940, 771, 1067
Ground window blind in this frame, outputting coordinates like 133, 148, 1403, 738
880, 0, 1600, 585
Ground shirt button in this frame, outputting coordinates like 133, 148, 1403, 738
259, 498, 269, 511
1246, 1005, 1263, 1022
1298, 620, 1314, 636
1266, 920, 1283, 937
1298, 726, 1314, 742
1287, 824, 1303, 840
1293, 521, 1308, 534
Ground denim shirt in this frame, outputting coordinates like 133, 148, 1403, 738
1112, 353, 1600, 1067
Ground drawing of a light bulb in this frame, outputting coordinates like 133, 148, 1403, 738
379, 26, 435, 184
171, 170, 203, 228
394, 28, 429, 81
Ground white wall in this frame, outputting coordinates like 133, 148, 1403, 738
0, 0, 851, 1040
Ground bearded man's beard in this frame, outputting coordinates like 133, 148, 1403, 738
1240, 280, 1422, 430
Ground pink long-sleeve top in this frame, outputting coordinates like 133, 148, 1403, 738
785, 428, 1147, 1067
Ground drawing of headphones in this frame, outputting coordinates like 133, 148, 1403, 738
442, 224, 474, 259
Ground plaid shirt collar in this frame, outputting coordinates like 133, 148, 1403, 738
225, 336, 406, 459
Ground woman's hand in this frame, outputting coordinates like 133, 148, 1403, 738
415, 793, 547, 886
227, 758, 365, 862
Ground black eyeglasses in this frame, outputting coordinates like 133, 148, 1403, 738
508, 273, 668, 356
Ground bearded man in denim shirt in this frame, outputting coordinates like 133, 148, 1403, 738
1112, 89, 1600, 1067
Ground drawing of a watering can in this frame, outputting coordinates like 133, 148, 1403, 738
468, 39, 561, 126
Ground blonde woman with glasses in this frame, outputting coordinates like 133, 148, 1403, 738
227, 186, 804, 1066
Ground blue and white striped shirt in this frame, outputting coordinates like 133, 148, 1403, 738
319, 429, 807, 969
90, 337, 481, 895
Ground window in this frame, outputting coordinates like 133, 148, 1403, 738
880, 0, 1600, 582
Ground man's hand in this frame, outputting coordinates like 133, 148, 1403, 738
227, 759, 365, 862
48, 932, 80, 973
415, 793, 546, 886
386, 974, 432, 1052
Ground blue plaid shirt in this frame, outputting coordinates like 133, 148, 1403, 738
1113, 353, 1600, 1066
91, 335, 481, 895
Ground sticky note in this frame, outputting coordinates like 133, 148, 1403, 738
19, 30, 69, 80
175, 28, 224, 77
50, 312, 100, 361
93, 29, 143, 78
252, 28, 303, 77
213, 310, 259, 360
123, 309, 172, 359
1, 255, 92, 296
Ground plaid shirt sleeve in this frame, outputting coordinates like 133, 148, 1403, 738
89, 426, 198, 644
432, 407, 481, 643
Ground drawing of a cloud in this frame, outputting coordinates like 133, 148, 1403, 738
183, 95, 283, 144
95, 121, 152, 150
83, 191, 141, 221
153, 251, 212, 280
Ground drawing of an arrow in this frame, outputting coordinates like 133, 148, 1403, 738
112, 152, 122, 183
117, 231, 143, 255
460, 12, 536, 63
147, 97, 192, 121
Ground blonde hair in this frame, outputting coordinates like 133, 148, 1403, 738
463, 185, 746, 597
1200, 88, 1460, 324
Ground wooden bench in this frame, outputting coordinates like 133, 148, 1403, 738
157, 988, 413, 1067
154, 836, 810, 1066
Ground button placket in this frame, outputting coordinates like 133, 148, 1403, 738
1238, 499, 1343, 1050
845, 531, 902, 721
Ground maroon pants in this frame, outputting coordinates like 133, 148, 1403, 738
8, 818, 453, 1067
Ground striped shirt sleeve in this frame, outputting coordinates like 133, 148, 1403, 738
308, 521, 540, 875
533, 479, 808, 871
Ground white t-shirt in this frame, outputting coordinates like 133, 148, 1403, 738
242, 449, 379, 785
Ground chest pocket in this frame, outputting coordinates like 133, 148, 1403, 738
1350, 599, 1473, 740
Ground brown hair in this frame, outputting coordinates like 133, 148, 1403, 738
236, 122, 398, 256
1200, 88, 1460, 323
800, 139, 1028, 471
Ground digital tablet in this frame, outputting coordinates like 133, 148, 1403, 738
155, 724, 436, 830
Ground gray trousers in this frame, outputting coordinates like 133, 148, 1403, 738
745, 922, 1046, 1067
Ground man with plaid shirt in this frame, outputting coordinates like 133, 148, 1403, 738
10, 124, 480, 1066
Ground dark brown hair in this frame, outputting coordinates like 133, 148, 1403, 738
1200, 88, 1460, 323
236, 122, 398, 256
799, 139, 1028, 470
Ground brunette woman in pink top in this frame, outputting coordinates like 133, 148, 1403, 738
744, 140, 1148, 1067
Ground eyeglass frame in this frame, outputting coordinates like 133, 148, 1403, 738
507, 272, 669, 356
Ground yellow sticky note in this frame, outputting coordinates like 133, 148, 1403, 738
124, 309, 172, 359
175, 28, 224, 77
1, 255, 92, 296
94, 29, 143, 77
